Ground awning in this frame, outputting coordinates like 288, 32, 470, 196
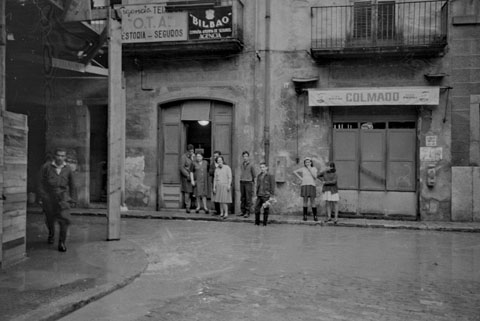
308, 86, 440, 107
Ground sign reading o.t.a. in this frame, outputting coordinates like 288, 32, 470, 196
120, 5, 188, 43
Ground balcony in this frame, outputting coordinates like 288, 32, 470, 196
122, 0, 244, 57
311, 0, 448, 60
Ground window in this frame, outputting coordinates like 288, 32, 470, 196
353, 1, 396, 41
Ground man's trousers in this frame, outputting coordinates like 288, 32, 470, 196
42, 194, 71, 243
240, 181, 253, 215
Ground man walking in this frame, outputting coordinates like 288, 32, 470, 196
38, 148, 76, 252
179, 144, 195, 213
239, 151, 256, 218
254, 162, 275, 226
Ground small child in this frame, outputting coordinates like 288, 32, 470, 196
318, 162, 339, 224
293, 157, 318, 221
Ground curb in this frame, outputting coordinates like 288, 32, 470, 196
64, 211, 480, 233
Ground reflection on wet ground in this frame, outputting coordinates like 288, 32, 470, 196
61, 218, 480, 321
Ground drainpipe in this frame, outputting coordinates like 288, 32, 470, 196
263, 0, 272, 164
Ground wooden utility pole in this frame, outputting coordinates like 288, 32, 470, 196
107, 4, 124, 240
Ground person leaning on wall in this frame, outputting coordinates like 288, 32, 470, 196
179, 144, 195, 213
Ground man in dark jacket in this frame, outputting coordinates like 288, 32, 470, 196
239, 151, 256, 218
179, 144, 195, 213
38, 148, 77, 252
254, 162, 275, 226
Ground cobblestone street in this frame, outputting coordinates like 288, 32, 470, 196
60, 218, 480, 321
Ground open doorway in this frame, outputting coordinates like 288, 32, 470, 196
158, 100, 233, 210
185, 121, 212, 159
89, 105, 108, 203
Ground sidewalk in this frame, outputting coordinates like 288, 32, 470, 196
64, 207, 480, 233
0, 213, 148, 321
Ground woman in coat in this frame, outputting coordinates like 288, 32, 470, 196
213, 156, 232, 219
190, 151, 209, 213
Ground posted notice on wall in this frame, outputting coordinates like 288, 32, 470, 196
120, 4, 188, 43
420, 147, 443, 162
308, 87, 440, 106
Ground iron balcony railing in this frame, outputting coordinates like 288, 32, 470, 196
311, 0, 448, 51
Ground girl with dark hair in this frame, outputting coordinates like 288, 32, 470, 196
318, 162, 339, 224
293, 157, 318, 221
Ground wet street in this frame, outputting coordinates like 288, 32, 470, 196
60, 219, 480, 321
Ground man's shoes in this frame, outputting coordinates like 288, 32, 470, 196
47, 235, 54, 244
186, 209, 190, 214
243, 214, 250, 218
58, 242, 67, 252
237, 213, 245, 216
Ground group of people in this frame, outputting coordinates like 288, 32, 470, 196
179, 145, 275, 226
38, 146, 339, 252
180, 145, 339, 226
294, 158, 339, 224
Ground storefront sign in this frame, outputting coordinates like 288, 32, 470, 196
420, 147, 443, 161
188, 6, 233, 40
120, 5, 188, 43
308, 87, 440, 106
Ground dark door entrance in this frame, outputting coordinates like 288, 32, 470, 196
89, 105, 108, 203
185, 121, 212, 159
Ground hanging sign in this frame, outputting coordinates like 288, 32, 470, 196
188, 6, 233, 40
308, 87, 440, 106
120, 5, 188, 43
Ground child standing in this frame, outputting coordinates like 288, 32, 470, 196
318, 162, 339, 224
293, 157, 318, 221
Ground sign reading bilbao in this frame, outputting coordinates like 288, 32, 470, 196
189, 7, 233, 40
308, 87, 440, 106
120, 4, 188, 43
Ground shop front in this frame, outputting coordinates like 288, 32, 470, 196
309, 87, 440, 218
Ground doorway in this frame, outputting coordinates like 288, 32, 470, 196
89, 105, 108, 203
332, 106, 417, 217
158, 100, 233, 209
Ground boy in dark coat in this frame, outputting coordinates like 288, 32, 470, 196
254, 162, 275, 226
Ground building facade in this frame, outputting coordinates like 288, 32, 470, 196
4, 0, 480, 233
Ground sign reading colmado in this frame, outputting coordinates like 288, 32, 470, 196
120, 4, 188, 43
308, 87, 440, 106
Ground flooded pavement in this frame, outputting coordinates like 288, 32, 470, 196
0, 214, 147, 321
60, 219, 480, 321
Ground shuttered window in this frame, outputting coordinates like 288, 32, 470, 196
353, 1, 396, 41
